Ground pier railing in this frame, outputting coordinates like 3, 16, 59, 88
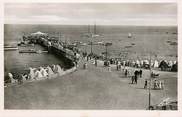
40, 37, 79, 62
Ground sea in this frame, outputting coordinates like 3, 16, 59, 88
4, 24, 178, 80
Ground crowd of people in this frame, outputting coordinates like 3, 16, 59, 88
81, 50, 177, 72
82, 54, 166, 91
122, 68, 143, 84
110, 59, 177, 72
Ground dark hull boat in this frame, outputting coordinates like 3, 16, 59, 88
4, 46, 18, 51
19, 49, 48, 53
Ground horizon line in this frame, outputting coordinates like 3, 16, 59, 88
4, 23, 178, 27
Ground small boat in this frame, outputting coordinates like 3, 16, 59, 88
36, 50, 48, 54
4, 46, 18, 51
128, 33, 132, 38
19, 49, 48, 53
18, 43, 35, 47
19, 49, 36, 53
124, 45, 132, 48
131, 43, 135, 45
4, 47, 18, 51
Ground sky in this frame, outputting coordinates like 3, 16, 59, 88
4, 3, 177, 26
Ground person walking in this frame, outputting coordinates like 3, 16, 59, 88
139, 69, 142, 78
134, 70, 138, 84
134, 75, 138, 84
131, 76, 135, 84
116, 64, 119, 71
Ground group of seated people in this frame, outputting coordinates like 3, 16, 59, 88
7, 64, 64, 84
153, 80, 164, 90
144, 79, 164, 90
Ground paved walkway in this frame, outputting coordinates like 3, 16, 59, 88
4, 58, 177, 109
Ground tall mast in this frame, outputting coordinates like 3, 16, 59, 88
88, 25, 90, 33
94, 22, 96, 35
58, 32, 61, 43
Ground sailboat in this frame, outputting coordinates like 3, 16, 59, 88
91, 23, 100, 38
82, 23, 100, 38
82, 25, 92, 38
128, 33, 132, 38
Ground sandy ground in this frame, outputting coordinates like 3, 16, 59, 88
4, 59, 177, 109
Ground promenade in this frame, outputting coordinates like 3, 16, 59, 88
4, 58, 177, 109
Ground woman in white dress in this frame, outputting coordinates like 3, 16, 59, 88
47, 66, 55, 78
35, 69, 43, 80
52, 64, 58, 73
28, 67, 36, 80
40, 67, 48, 78
8, 72, 16, 83
56, 64, 64, 76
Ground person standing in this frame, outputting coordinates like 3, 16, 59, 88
95, 58, 97, 67
134, 70, 138, 84
125, 69, 128, 77
8, 72, 15, 83
116, 64, 119, 71
139, 69, 142, 78
83, 63, 87, 69
87, 55, 89, 61
16, 73, 23, 84
134, 75, 138, 84
154, 80, 159, 89
75, 60, 78, 68
47, 41, 52, 53
131, 76, 135, 84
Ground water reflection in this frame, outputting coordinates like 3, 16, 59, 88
4, 45, 65, 78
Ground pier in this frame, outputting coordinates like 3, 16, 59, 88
32, 32, 78, 69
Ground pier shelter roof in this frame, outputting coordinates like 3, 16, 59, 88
31, 31, 48, 36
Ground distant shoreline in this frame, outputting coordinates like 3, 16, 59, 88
4, 24, 178, 27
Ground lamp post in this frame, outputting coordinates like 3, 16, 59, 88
90, 41, 93, 54
106, 44, 108, 60
148, 52, 153, 109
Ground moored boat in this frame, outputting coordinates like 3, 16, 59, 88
19, 49, 36, 53
4, 46, 18, 51
19, 49, 48, 53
